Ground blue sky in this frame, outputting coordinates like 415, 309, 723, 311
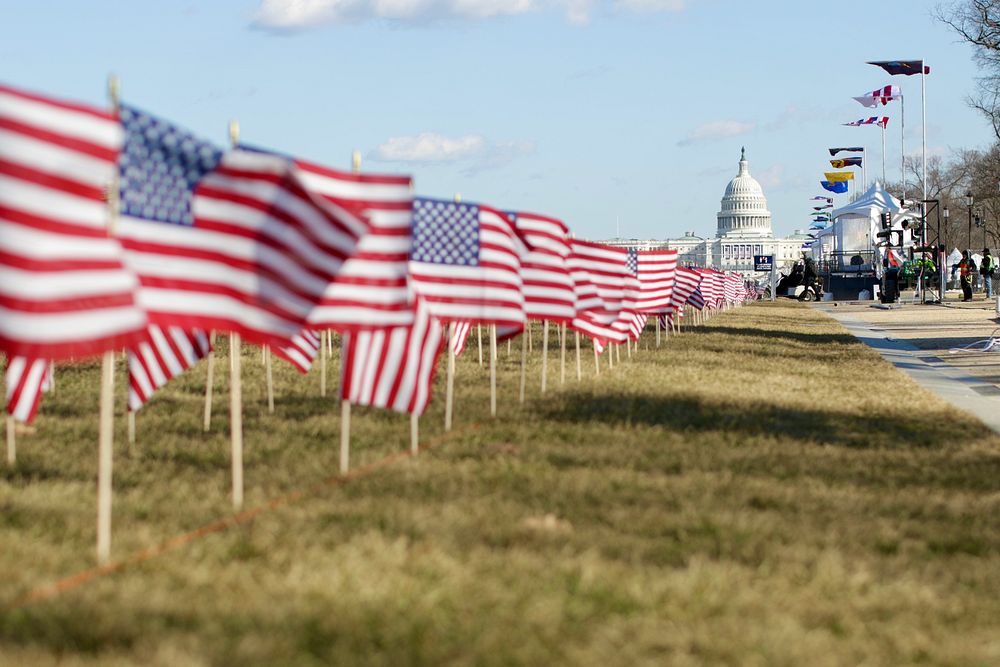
0, 0, 990, 239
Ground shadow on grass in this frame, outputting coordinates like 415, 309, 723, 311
539, 389, 964, 450
694, 325, 858, 347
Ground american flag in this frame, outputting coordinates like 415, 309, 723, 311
670, 267, 702, 315
449, 320, 472, 356
340, 297, 443, 416
698, 269, 725, 309
635, 249, 678, 313
686, 286, 706, 310
409, 197, 525, 328
723, 273, 741, 303
853, 85, 902, 108
115, 104, 365, 349
5, 356, 53, 423
128, 326, 212, 411
844, 116, 889, 129
510, 211, 575, 323
567, 240, 638, 346
0, 83, 148, 359
293, 157, 415, 330
274, 329, 322, 374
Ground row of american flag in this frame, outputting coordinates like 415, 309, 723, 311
0, 82, 762, 426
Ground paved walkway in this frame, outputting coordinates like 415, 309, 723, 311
818, 300, 1000, 433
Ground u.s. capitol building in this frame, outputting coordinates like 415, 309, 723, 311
600, 148, 809, 275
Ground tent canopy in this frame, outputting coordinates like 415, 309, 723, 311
830, 181, 910, 221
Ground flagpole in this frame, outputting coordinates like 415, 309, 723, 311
540, 319, 548, 394
477, 324, 483, 367
489, 324, 497, 416
203, 332, 215, 432
320, 331, 327, 397
655, 315, 661, 347
575, 330, 581, 381
881, 122, 886, 184
340, 151, 362, 472
96, 74, 121, 565
227, 120, 245, 511
519, 329, 527, 404
559, 322, 566, 385
921, 59, 927, 202
264, 345, 274, 413
410, 412, 419, 455
900, 93, 906, 202
446, 323, 456, 427
593, 343, 600, 376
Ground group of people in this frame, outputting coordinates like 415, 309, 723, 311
956, 249, 996, 301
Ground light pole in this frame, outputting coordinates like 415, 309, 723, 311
967, 191, 974, 252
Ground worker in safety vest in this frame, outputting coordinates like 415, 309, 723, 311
958, 250, 975, 302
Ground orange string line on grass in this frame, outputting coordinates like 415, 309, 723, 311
9, 423, 480, 609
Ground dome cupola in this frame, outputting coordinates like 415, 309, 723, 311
716, 147, 772, 238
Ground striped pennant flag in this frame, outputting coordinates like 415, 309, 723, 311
115, 104, 365, 349
340, 298, 444, 416
635, 249, 678, 313
670, 267, 702, 315
293, 157, 416, 330
567, 240, 638, 347
510, 211, 575, 323
5, 356, 53, 423
127, 326, 212, 411
409, 197, 525, 328
449, 320, 472, 357
0, 83, 148, 360
274, 329, 322, 374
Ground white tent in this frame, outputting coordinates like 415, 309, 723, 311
829, 182, 915, 276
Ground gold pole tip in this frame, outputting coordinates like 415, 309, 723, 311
228, 120, 240, 147
351, 150, 362, 173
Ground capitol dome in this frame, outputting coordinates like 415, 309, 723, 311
716, 147, 772, 238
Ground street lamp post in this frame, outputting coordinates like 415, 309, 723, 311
967, 192, 974, 252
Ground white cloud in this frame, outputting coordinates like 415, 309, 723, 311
251, 0, 684, 29
372, 133, 487, 162
370, 132, 535, 173
755, 164, 783, 189
615, 0, 684, 11
677, 120, 755, 147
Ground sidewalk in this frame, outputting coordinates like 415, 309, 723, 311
816, 296, 1000, 433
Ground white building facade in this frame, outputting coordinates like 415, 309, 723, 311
598, 149, 808, 276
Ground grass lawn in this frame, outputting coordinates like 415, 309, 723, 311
2, 300, 999, 666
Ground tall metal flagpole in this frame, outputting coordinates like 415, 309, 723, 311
340, 150, 363, 472
862, 147, 867, 191
900, 93, 906, 202
921, 59, 927, 203
228, 120, 245, 510
881, 122, 886, 185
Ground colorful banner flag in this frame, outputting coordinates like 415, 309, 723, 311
829, 147, 864, 156
811, 196, 833, 202
821, 180, 849, 194
867, 60, 929, 76
824, 171, 855, 182
853, 85, 902, 107
844, 117, 889, 128
830, 157, 863, 168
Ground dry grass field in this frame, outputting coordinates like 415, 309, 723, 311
2, 301, 999, 666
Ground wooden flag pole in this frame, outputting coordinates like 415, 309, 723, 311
203, 332, 215, 432
575, 330, 581, 381
507, 338, 511, 357
607, 342, 614, 370
527, 321, 533, 352
655, 316, 661, 347
445, 323, 456, 429
340, 151, 363, 472
410, 413, 419, 455
540, 320, 549, 394
127, 412, 135, 446
6, 415, 15, 466
594, 344, 600, 376
519, 330, 528, 404
477, 324, 483, 367
264, 346, 274, 414
228, 119, 245, 511
489, 324, 497, 416
320, 331, 327, 397
96, 74, 120, 565
230, 332, 244, 509
560, 322, 566, 385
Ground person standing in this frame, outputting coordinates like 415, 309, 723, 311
959, 250, 975, 302
982, 248, 995, 298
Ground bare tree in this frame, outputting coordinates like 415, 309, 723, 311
936, 0, 1000, 140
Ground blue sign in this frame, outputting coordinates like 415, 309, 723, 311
754, 254, 774, 272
